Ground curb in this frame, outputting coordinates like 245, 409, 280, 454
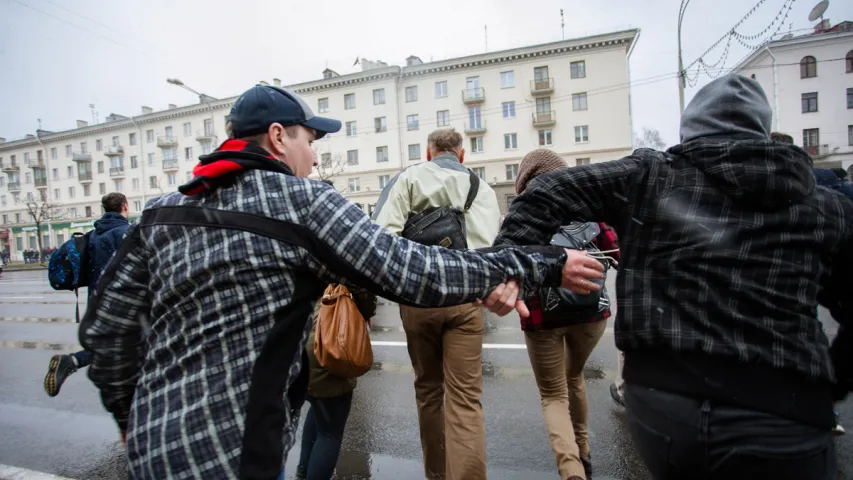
0, 464, 75, 479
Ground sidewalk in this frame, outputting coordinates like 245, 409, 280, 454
2, 264, 48, 273
0, 464, 74, 480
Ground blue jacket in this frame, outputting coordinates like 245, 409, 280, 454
88, 212, 129, 289
814, 168, 853, 202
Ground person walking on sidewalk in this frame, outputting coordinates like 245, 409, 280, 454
495, 75, 853, 479
372, 128, 501, 480
513, 149, 620, 480
44, 192, 130, 396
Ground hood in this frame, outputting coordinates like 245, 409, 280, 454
178, 139, 294, 196
669, 139, 815, 210
680, 75, 772, 144
94, 211, 129, 234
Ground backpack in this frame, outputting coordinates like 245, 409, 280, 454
48, 231, 93, 322
539, 223, 612, 319
314, 284, 374, 379
401, 170, 480, 249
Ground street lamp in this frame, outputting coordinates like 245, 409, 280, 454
677, 0, 691, 115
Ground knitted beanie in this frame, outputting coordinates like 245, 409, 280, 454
515, 148, 567, 194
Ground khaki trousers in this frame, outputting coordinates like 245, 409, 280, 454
524, 320, 607, 480
400, 303, 486, 480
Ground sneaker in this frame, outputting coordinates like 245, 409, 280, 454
610, 382, 625, 408
44, 354, 77, 397
833, 411, 845, 437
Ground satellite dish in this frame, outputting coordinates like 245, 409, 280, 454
808, 0, 828, 22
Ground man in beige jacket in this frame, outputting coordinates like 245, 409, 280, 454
373, 128, 500, 480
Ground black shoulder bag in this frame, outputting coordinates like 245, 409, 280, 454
401, 170, 480, 250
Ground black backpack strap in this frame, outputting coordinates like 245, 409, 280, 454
74, 289, 80, 324
464, 170, 480, 212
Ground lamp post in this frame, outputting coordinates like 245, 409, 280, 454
166, 78, 217, 135
677, 0, 691, 115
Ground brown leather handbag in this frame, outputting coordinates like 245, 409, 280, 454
314, 284, 374, 378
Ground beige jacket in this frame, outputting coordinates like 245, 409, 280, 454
372, 154, 501, 248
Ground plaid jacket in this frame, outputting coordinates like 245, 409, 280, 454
522, 223, 619, 331
80, 141, 566, 480
496, 141, 853, 412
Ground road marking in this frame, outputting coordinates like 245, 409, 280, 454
0, 317, 76, 323
0, 464, 75, 480
0, 296, 45, 300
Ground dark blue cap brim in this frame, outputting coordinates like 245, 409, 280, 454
302, 116, 342, 139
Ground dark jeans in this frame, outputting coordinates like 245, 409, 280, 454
625, 382, 837, 480
71, 350, 90, 368
297, 393, 353, 480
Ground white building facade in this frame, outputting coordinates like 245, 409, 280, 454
0, 29, 638, 260
731, 22, 853, 169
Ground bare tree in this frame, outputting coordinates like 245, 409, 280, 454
315, 152, 347, 189
633, 127, 667, 151
23, 189, 64, 264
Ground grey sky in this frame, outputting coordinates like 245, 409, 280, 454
0, 0, 850, 148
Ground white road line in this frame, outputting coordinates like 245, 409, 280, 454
0, 296, 45, 299
0, 463, 75, 479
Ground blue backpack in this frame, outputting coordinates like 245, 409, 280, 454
48, 231, 93, 322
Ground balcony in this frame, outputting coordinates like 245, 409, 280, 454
163, 159, 179, 171
8, 181, 21, 191
531, 78, 555, 96
532, 111, 557, 128
196, 129, 217, 143
78, 172, 93, 182
805, 144, 834, 159
110, 167, 125, 177
104, 146, 124, 157
2, 163, 19, 173
157, 136, 178, 148
34, 176, 48, 188
464, 119, 487, 135
462, 87, 485, 105
72, 152, 92, 162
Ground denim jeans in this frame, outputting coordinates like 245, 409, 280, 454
625, 382, 837, 480
71, 350, 90, 368
297, 393, 353, 480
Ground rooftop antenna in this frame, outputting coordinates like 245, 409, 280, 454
37, 118, 42, 130
89, 104, 98, 124
561, 9, 565, 40
485, 25, 488, 52
808, 0, 829, 30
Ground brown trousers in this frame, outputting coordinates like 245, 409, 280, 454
524, 320, 607, 480
400, 303, 486, 480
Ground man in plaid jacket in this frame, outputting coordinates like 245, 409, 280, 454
495, 75, 853, 478
79, 85, 605, 480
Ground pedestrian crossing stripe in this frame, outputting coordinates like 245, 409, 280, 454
0, 317, 76, 323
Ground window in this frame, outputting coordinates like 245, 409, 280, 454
204, 119, 213, 136
112, 135, 120, 147
132, 178, 140, 191
848, 50, 853, 73
470, 136, 484, 153
500, 71, 515, 88
85, 206, 92, 217
536, 97, 551, 114
407, 114, 419, 131
378, 175, 390, 189
348, 178, 360, 192
52, 168, 58, 180
504, 133, 518, 150
16, 213, 21, 223
183, 122, 192, 137
23, 152, 30, 165
318, 98, 329, 113
803, 128, 820, 149
321, 153, 332, 168
576, 158, 591, 166
848, 88, 853, 109
110, 156, 124, 169
1, 214, 5, 223
83, 184, 91, 197
437, 110, 450, 127
408, 144, 421, 160
185, 147, 193, 160
146, 130, 154, 143
51, 188, 60, 201
849, 125, 853, 146
575, 125, 589, 142
24, 172, 32, 183
65, 145, 72, 157
99, 183, 106, 195
145, 153, 154, 166
134, 200, 142, 212
95, 139, 102, 151
502, 102, 516, 119
534, 66, 549, 84
573, 92, 588, 111
67, 166, 74, 178
167, 173, 176, 186
68, 186, 75, 199
113, 179, 122, 192
435, 81, 448, 98
163, 128, 172, 140
347, 150, 359, 166
375, 117, 387, 133
571, 61, 586, 79
78, 141, 88, 155
373, 89, 385, 105
346, 121, 358, 137
130, 156, 138, 169
202, 142, 213, 155
472, 167, 485, 180
468, 106, 483, 129
50, 147, 57, 159
505, 164, 519, 181
186, 171, 193, 183
800, 56, 817, 78
376, 146, 389, 163
344, 93, 356, 110
97, 161, 104, 173
149, 176, 158, 189
129, 132, 137, 146
539, 129, 553, 146
406, 86, 418, 102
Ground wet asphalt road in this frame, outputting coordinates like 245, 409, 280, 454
0, 269, 850, 480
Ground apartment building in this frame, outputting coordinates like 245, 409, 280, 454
731, 20, 853, 169
0, 28, 638, 259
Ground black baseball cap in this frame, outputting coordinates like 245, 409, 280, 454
228, 85, 341, 139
